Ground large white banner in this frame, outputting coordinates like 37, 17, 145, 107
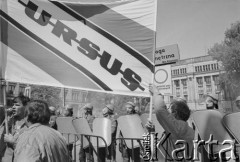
0, 0, 157, 96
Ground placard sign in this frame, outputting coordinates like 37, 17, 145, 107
154, 65, 172, 95
155, 44, 180, 65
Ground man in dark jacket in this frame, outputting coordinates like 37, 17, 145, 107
146, 84, 194, 162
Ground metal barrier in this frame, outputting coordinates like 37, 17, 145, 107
114, 137, 144, 162
60, 133, 146, 162
60, 133, 109, 162
61, 133, 78, 162
57, 117, 146, 161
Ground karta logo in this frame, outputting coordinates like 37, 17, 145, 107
18, 0, 145, 92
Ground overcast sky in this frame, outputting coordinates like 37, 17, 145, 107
156, 0, 240, 60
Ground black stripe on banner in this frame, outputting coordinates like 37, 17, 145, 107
51, 1, 154, 73
0, 10, 112, 91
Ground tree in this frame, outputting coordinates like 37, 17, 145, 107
31, 85, 63, 108
208, 21, 240, 99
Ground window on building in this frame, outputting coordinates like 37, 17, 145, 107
180, 69, 182, 74
64, 89, 68, 97
200, 66, 202, 71
205, 76, 211, 85
214, 63, 219, 70
216, 84, 221, 93
208, 64, 210, 71
198, 94, 204, 101
176, 88, 180, 97
195, 67, 198, 72
213, 75, 219, 84
19, 86, 25, 94
182, 79, 187, 87
170, 96, 174, 102
206, 85, 212, 93
8, 84, 15, 94
72, 91, 80, 101
81, 91, 88, 102
203, 65, 206, 71
183, 87, 188, 95
211, 64, 214, 70
197, 77, 203, 85
175, 80, 180, 87
213, 75, 220, 93
184, 95, 188, 101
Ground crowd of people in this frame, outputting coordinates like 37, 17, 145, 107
0, 84, 240, 162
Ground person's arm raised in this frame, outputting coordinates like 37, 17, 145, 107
148, 84, 166, 111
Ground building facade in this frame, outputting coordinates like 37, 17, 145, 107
165, 55, 232, 111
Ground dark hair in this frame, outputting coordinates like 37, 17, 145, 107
25, 100, 50, 125
13, 95, 30, 106
214, 103, 218, 109
170, 100, 190, 121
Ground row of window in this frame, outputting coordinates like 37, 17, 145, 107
174, 79, 188, 87
174, 84, 220, 101
172, 63, 219, 76
174, 75, 220, 100
65, 89, 88, 102
8, 84, 88, 102
7, 84, 25, 95
172, 68, 187, 75
195, 63, 219, 72
196, 75, 219, 85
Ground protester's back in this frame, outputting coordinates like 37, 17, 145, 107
14, 124, 69, 162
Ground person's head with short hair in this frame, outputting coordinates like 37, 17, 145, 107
13, 95, 30, 107
173, 97, 187, 104
12, 95, 30, 119
83, 103, 93, 115
205, 93, 218, 109
25, 100, 51, 125
235, 96, 240, 109
169, 100, 191, 121
124, 101, 136, 114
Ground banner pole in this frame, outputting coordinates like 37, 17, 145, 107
149, 1, 158, 161
149, 0, 157, 122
